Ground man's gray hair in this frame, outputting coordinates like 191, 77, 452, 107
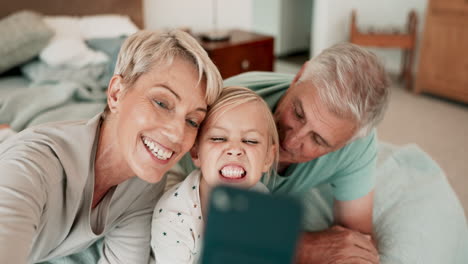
299, 43, 390, 139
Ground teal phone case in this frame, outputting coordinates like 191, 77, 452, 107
200, 186, 303, 264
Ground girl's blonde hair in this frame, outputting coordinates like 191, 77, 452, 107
200, 86, 279, 183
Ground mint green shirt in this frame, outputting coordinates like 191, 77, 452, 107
180, 72, 376, 201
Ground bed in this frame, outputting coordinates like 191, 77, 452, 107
0, 1, 467, 264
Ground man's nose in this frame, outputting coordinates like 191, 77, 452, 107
283, 130, 305, 150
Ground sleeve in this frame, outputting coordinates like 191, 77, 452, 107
330, 131, 377, 201
0, 146, 53, 264
98, 180, 166, 264
151, 212, 197, 264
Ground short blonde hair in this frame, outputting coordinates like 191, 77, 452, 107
200, 86, 279, 182
299, 42, 390, 139
111, 29, 222, 107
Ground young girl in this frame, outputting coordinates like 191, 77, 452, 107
151, 86, 279, 264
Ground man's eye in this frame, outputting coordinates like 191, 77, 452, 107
186, 119, 199, 128
311, 134, 323, 146
154, 100, 168, 109
294, 106, 304, 119
210, 137, 226, 142
243, 139, 259, 145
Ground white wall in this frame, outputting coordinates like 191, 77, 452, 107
253, 0, 312, 56
143, 0, 253, 33
311, 0, 428, 74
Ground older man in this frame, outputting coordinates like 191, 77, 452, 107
223, 43, 390, 264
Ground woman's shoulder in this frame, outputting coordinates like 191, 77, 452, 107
0, 114, 103, 185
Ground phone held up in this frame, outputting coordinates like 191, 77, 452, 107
200, 185, 303, 264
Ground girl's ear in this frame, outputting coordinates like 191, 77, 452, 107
107, 75, 125, 113
262, 144, 277, 173
190, 143, 201, 168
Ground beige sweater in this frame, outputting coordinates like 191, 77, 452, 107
0, 114, 165, 263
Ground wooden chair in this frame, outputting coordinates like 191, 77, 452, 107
350, 10, 418, 91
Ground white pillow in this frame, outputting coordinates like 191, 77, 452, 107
79, 15, 139, 39
40, 16, 108, 68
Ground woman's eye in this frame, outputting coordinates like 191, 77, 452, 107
243, 139, 259, 145
186, 119, 199, 128
154, 100, 168, 109
210, 137, 226, 142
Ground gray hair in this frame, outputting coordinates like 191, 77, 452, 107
299, 42, 390, 139
112, 29, 222, 106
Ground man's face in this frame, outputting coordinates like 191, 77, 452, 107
274, 80, 357, 166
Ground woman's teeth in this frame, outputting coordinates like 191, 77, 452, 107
220, 166, 246, 178
142, 137, 173, 161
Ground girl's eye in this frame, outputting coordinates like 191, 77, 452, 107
210, 137, 226, 142
243, 139, 259, 145
186, 119, 199, 128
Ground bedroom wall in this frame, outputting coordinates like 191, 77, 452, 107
311, 0, 428, 74
143, 0, 252, 33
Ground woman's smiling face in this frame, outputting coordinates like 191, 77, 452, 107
110, 57, 208, 183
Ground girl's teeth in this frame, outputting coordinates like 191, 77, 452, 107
220, 166, 245, 178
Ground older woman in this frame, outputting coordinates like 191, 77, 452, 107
0, 30, 222, 263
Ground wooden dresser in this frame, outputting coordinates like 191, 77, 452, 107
197, 30, 274, 79
415, 0, 468, 103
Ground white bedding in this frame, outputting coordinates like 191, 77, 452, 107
302, 143, 468, 264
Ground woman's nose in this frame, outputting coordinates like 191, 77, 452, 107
162, 119, 185, 144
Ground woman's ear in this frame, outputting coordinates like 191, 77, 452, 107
190, 143, 201, 168
107, 75, 125, 113
262, 144, 277, 173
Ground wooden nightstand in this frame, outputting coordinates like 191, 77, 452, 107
197, 29, 274, 79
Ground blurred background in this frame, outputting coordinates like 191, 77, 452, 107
144, 0, 468, 214
1, 0, 467, 215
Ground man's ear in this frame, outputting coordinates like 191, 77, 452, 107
107, 75, 125, 113
292, 61, 308, 85
262, 144, 277, 173
190, 143, 201, 168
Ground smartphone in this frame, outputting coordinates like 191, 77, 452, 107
200, 186, 303, 264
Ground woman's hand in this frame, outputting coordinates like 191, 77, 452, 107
295, 225, 380, 264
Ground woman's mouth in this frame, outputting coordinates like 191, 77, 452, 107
219, 165, 246, 180
142, 136, 174, 161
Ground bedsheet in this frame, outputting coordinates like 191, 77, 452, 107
302, 143, 468, 264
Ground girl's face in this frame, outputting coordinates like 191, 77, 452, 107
109, 57, 208, 183
192, 101, 275, 189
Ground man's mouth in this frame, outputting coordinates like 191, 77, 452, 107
219, 165, 246, 179
141, 136, 174, 161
